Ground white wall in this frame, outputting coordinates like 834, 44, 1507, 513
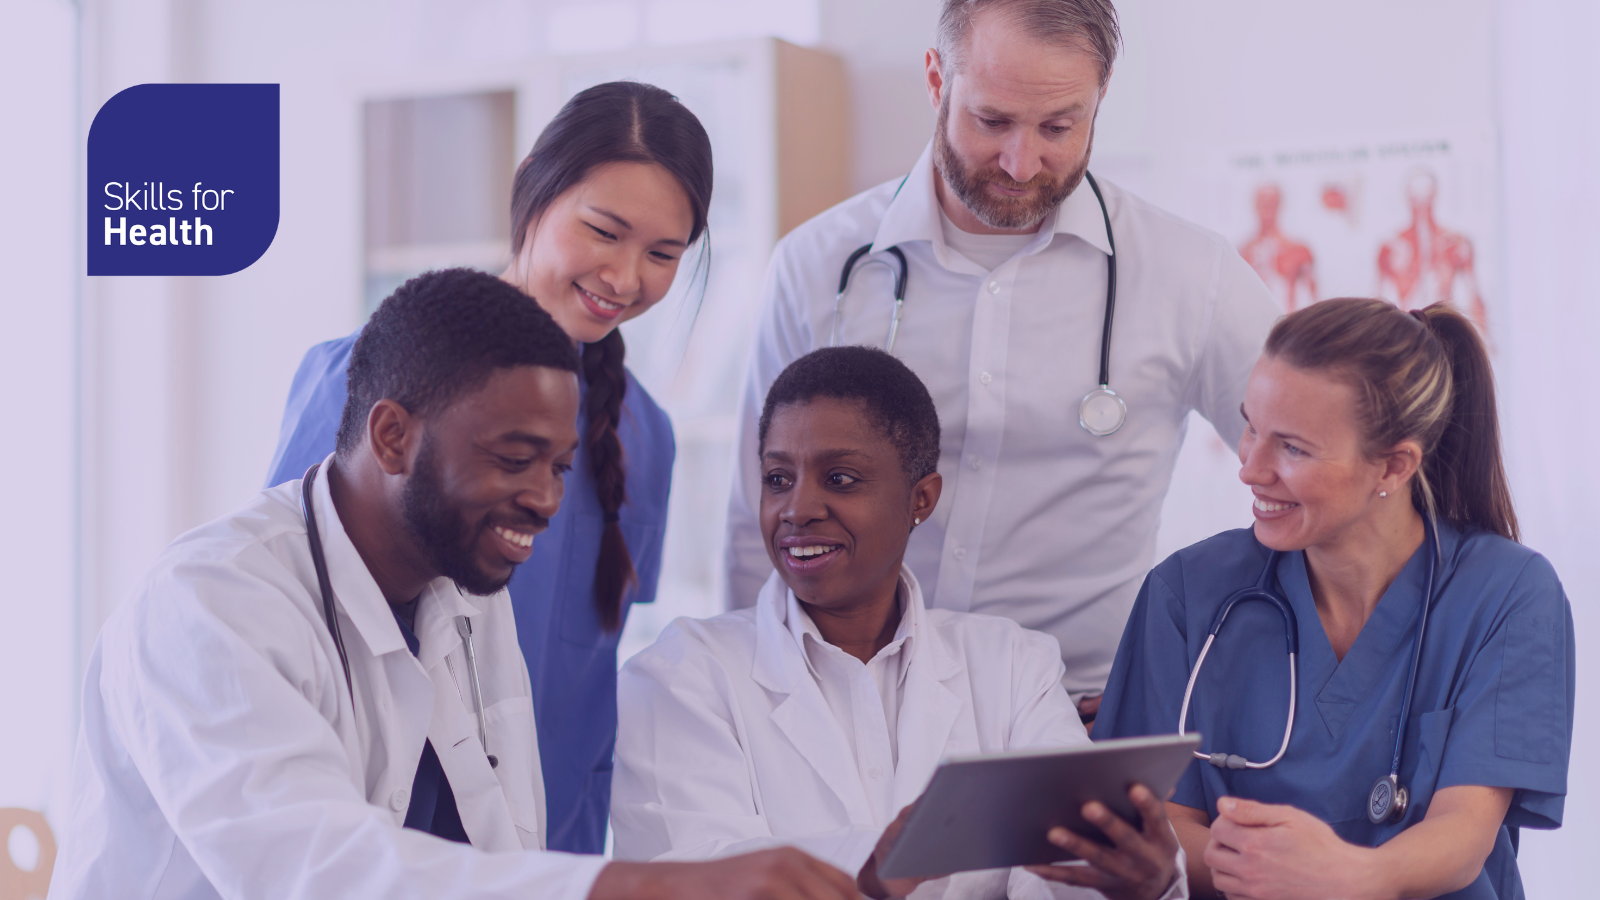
1493, 0, 1600, 892
0, 0, 79, 846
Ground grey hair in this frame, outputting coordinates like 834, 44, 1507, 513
935, 0, 1121, 84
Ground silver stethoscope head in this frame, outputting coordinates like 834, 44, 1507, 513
1078, 385, 1127, 436
1180, 519, 1443, 831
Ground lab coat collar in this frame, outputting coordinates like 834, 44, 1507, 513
869, 140, 1115, 270
782, 578, 918, 687
754, 566, 961, 693
308, 453, 485, 664
753, 567, 966, 825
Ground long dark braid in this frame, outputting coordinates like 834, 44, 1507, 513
509, 82, 713, 631
583, 329, 634, 630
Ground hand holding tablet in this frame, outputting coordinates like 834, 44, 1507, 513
873, 734, 1200, 899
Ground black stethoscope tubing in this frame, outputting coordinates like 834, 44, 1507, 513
1178, 517, 1441, 827
833, 171, 1123, 435
300, 462, 497, 768
303, 463, 354, 705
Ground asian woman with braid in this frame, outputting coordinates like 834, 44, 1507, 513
265, 81, 712, 853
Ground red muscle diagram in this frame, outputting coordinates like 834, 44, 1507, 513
1376, 169, 1488, 332
1239, 183, 1317, 312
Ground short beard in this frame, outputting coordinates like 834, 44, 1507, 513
933, 90, 1092, 231
401, 433, 509, 597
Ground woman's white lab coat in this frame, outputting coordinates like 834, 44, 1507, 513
612, 569, 1186, 900
48, 463, 607, 900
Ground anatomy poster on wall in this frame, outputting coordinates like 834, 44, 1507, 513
1190, 134, 1500, 340
1136, 133, 1502, 560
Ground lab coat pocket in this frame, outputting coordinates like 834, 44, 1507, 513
558, 512, 664, 647
1494, 614, 1564, 763
483, 696, 546, 849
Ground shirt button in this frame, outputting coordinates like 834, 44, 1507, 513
390, 787, 411, 811
869, 767, 884, 779
953, 548, 967, 560
969, 455, 982, 471
979, 371, 992, 385
987, 281, 1001, 294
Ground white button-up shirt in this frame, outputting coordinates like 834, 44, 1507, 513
726, 142, 1279, 695
50, 461, 608, 900
790, 586, 915, 819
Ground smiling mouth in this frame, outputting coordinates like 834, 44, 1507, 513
492, 525, 535, 548
1253, 498, 1300, 513
575, 283, 625, 313
787, 545, 841, 559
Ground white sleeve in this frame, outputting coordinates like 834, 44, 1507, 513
1189, 245, 1279, 449
612, 624, 880, 874
724, 243, 817, 610
92, 563, 606, 900
1007, 628, 1092, 751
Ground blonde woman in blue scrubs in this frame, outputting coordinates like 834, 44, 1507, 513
1097, 299, 1573, 900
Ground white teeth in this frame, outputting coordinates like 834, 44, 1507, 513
787, 545, 837, 558
493, 526, 534, 548
1253, 498, 1298, 513
578, 285, 623, 311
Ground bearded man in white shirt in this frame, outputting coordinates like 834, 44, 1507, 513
724, 0, 1279, 721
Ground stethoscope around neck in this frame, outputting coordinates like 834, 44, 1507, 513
1178, 516, 1442, 827
831, 171, 1126, 436
301, 462, 499, 769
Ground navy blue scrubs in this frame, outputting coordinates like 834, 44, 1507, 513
266, 330, 674, 853
1097, 523, 1574, 900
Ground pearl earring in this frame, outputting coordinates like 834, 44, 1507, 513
913, 517, 922, 526
1379, 491, 1388, 498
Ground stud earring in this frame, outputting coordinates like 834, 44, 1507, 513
913, 517, 922, 526
1379, 491, 1388, 498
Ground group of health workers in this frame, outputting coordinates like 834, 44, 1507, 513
48, 0, 1572, 899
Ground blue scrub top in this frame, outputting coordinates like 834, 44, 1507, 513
1097, 524, 1573, 900
265, 329, 675, 854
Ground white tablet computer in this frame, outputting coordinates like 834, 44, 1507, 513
877, 733, 1201, 880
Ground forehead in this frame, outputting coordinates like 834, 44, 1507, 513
1248, 356, 1363, 441
764, 397, 892, 455
432, 365, 581, 440
565, 161, 693, 237
953, 9, 1103, 111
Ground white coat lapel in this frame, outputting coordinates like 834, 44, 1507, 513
890, 569, 966, 811
417, 586, 522, 852
751, 574, 876, 826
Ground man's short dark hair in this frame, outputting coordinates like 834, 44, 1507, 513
336, 268, 579, 456
758, 346, 942, 484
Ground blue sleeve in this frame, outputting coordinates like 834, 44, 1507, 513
1095, 564, 1208, 811
1435, 553, 1574, 830
265, 332, 359, 488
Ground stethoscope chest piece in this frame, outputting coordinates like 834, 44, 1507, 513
1367, 773, 1409, 824
1079, 386, 1127, 436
